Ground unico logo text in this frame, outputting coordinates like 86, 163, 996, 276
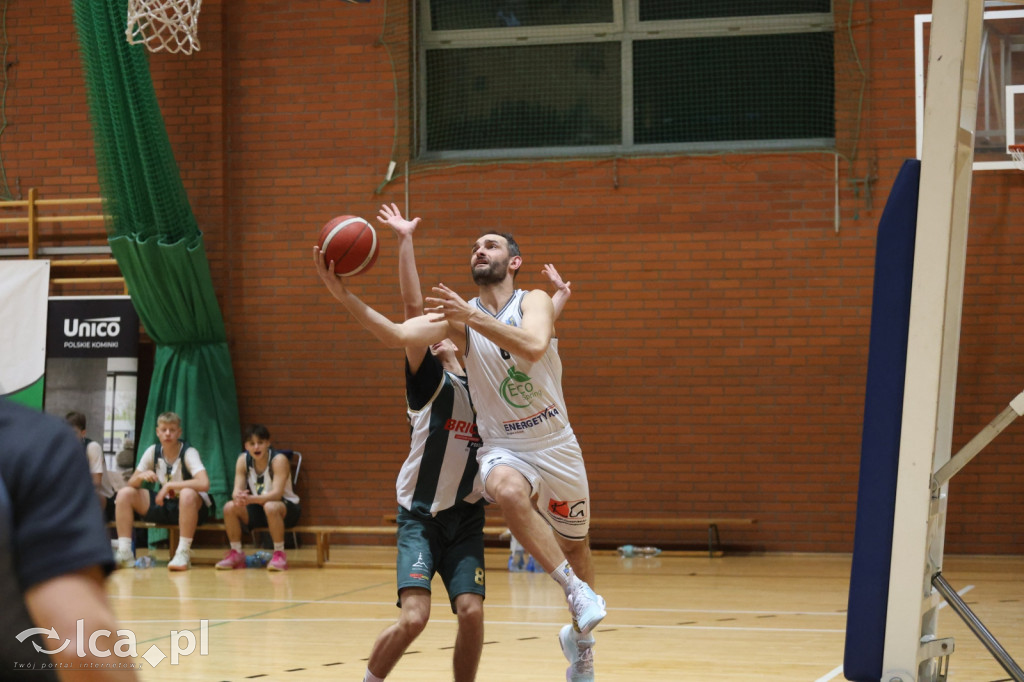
64, 316, 122, 338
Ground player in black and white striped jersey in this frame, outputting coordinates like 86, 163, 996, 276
317, 203, 486, 682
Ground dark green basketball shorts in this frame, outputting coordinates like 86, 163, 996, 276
395, 502, 486, 613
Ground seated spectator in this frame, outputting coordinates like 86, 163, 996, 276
216, 424, 301, 572
115, 437, 136, 483
65, 410, 118, 519
113, 411, 214, 571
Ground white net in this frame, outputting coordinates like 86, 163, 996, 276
126, 0, 202, 54
1010, 145, 1024, 171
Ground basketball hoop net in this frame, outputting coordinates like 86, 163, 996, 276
126, 0, 202, 54
1010, 144, 1024, 171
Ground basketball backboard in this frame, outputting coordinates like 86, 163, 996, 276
915, 5, 1024, 170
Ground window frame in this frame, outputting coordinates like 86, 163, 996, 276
415, 0, 835, 160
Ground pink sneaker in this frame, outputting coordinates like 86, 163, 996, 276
215, 549, 246, 570
267, 550, 288, 571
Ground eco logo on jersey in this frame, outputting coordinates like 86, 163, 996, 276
500, 365, 542, 408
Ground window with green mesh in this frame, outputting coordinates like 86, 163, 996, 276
418, 0, 835, 159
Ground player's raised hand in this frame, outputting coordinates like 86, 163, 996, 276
312, 245, 350, 302
377, 203, 421, 238
541, 263, 571, 295
425, 283, 474, 323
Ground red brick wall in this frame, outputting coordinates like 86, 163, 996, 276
2, 0, 1021, 553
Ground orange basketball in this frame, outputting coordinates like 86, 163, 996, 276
317, 215, 379, 277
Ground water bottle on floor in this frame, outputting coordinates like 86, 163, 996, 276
617, 545, 662, 558
134, 555, 154, 568
247, 551, 272, 568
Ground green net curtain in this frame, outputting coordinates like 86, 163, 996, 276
73, 0, 239, 514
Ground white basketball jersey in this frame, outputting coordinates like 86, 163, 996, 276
464, 289, 572, 447
246, 451, 300, 505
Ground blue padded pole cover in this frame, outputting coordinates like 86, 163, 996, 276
843, 159, 920, 682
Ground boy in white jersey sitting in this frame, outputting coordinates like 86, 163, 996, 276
65, 410, 119, 519
113, 411, 214, 571
215, 424, 301, 572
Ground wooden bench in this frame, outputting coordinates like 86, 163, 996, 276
111, 520, 508, 567
587, 517, 757, 557
382, 514, 757, 557
112, 515, 753, 565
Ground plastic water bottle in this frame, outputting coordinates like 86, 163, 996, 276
617, 545, 662, 558
246, 551, 272, 568
134, 555, 154, 569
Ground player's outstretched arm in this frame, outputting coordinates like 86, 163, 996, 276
377, 203, 423, 320
427, 284, 553, 363
313, 246, 450, 349
542, 263, 572, 320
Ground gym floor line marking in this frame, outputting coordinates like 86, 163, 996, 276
125, 581, 394, 645
114, 595, 847, 617
814, 664, 843, 682
114, 616, 844, 634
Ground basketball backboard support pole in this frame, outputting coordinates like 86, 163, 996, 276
915, 6, 1024, 171
1008, 84, 1024, 145
883, 1, 983, 681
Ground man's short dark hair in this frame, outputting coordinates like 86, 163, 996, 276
65, 411, 87, 431
244, 423, 271, 441
500, 232, 520, 259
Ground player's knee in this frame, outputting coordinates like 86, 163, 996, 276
114, 486, 135, 504
221, 500, 239, 516
177, 487, 200, 506
487, 474, 530, 508
455, 597, 483, 626
399, 609, 429, 635
264, 500, 285, 516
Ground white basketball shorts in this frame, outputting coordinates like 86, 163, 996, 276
476, 430, 590, 540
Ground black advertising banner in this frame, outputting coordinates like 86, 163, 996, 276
47, 296, 139, 358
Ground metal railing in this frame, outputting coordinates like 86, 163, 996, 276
0, 188, 125, 290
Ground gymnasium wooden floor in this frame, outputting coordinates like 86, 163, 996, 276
107, 546, 1023, 681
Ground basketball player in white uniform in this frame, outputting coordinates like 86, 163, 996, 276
313, 228, 603, 682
